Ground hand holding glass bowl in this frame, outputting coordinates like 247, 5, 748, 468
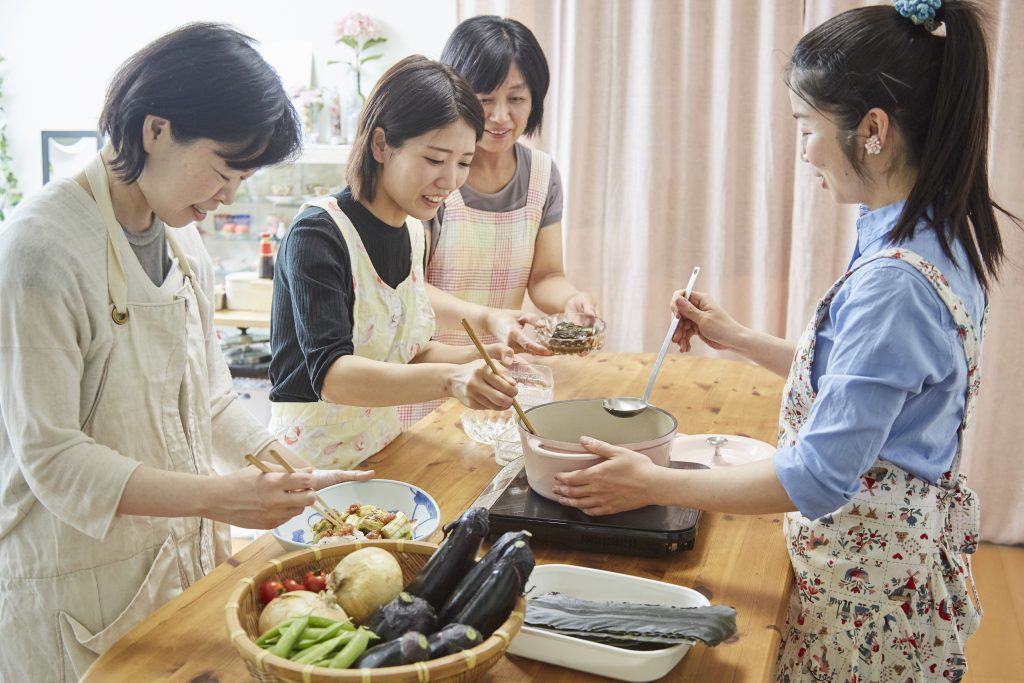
461, 360, 555, 446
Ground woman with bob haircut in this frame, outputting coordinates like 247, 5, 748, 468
269, 55, 518, 469
552, 1, 1019, 680
0, 23, 371, 681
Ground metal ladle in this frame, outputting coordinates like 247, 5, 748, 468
603, 266, 701, 418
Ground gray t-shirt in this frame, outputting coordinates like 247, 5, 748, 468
426, 143, 563, 242
122, 217, 170, 286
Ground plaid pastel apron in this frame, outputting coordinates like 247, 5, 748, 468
398, 146, 553, 426
270, 196, 435, 468
775, 249, 983, 683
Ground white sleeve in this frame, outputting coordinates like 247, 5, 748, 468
0, 260, 140, 541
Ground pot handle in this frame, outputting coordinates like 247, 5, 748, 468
525, 435, 601, 460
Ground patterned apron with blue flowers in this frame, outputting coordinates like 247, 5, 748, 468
775, 249, 983, 683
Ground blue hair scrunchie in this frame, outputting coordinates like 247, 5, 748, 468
894, 0, 942, 31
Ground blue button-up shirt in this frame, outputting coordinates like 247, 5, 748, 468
774, 201, 987, 520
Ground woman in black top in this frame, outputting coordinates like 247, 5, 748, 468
269, 55, 518, 469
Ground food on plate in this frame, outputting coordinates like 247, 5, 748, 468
312, 503, 413, 545
327, 547, 404, 623
258, 590, 349, 635
524, 593, 738, 648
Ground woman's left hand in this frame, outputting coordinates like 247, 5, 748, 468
563, 291, 598, 317
551, 437, 662, 515
259, 442, 374, 491
311, 467, 374, 490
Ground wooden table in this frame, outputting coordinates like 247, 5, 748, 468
84, 353, 791, 683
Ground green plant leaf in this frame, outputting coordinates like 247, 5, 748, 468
361, 37, 387, 49
338, 35, 358, 49
360, 54, 383, 65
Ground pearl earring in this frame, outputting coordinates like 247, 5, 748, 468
865, 135, 882, 155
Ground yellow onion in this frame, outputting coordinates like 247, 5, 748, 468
327, 547, 403, 623
258, 590, 349, 634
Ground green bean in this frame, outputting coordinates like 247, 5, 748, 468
269, 615, 309, 658
328, 628, 372, 669
291, 632, 349, 665
256, 623, 285, 648
308, 615, 349, 628
294, 622, 353, 650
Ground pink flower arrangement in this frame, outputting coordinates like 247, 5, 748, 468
331, 12, 388, 101
335, 12, 378, 42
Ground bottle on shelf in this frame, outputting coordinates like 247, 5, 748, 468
257, 232, 275, 279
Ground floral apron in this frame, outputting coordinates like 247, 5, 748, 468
775, 249, 983, 683
269, 196, 435, 468
399, 146, 553, 426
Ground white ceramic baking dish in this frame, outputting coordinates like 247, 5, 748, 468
507, 564, 710, 681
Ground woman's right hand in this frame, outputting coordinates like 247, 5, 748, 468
670, 290, 744, 353
485, 308, 551, 356
208, 467, 317, 529
446, 359, 518, 410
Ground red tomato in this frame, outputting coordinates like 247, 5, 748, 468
282, 578, 304, 592
303, 570, 328, 593
259, 579, 284, 604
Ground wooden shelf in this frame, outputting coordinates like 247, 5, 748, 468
213, 308, 270, 329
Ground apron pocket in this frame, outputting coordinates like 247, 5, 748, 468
56, 533, 186, 679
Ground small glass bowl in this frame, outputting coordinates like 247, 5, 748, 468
535, 313, 606, 356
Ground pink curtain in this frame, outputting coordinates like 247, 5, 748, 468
459, 0, 1024, 544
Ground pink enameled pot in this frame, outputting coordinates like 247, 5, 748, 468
517, 398, 677, 502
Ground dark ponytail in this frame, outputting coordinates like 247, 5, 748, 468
786, 0, 1020, 291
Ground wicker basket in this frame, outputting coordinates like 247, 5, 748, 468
225, 539, 525, 683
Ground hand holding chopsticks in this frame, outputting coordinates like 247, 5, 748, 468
460, 318, 538, 435
244, 452, 347, 528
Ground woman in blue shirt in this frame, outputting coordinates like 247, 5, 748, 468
552, 1, 1019, 680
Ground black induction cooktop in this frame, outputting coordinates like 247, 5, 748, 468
481, 461, 705, 557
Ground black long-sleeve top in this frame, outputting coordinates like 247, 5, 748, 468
269, 188, 413, 402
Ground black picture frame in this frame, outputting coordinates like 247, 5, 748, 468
41, 130, 103, 185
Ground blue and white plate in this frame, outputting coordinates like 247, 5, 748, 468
272, 479, 441, 552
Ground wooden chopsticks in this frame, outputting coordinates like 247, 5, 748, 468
244, 452, 347, 528
459, 318, 538, 435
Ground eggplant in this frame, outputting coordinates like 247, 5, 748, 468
353, 631, 431, 668
449, 555, 523, 638
362, 592, 438, 642
405, 507, 490, 610
427, 623, 483, 659
439, 532, 533, 623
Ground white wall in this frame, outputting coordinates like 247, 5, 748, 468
0, 0, 458, 193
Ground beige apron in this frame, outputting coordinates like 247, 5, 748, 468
774, 249, 983, 682
269, 196, 435, 469
0, 154, 227, 682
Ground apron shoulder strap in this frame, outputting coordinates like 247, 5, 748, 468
83, 154, 130, 324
